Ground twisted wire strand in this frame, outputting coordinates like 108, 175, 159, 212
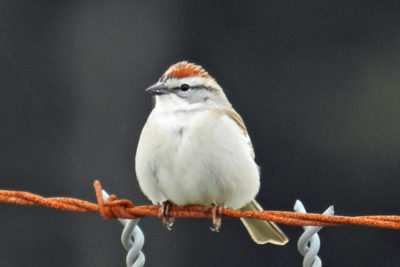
294, 200, 334, 267
0, 180, 400, 229
102, 190, 145, 267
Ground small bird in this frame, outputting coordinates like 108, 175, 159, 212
135, 61, 288, 245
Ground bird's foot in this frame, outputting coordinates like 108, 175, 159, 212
158, 200, 175, 230
209, 204, 223, 232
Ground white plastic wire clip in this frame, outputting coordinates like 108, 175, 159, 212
102, 190, 146, 267
294, 200, 334, 267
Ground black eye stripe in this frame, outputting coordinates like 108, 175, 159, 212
173, 86, 212, 90
172, 85, 215, 93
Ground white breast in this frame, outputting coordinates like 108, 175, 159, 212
135, 108, 260, 209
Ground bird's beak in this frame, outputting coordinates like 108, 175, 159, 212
145, 83, 169, 95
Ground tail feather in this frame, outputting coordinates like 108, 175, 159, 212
240, 200, 288, 245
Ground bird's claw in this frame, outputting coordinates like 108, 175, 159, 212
158, 201, 175, 230
209, 204, 223, 232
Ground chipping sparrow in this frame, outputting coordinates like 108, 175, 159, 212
135, 61, 288, 245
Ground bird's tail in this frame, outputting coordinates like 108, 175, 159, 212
240, 200, 288, 245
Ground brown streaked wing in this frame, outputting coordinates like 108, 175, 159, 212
216, 108, 255, 159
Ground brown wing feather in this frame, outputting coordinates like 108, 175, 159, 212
216, 108, 255, 159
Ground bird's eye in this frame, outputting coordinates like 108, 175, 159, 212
180, 84, 190, 91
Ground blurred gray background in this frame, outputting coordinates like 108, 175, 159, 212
1, 1, 400, 266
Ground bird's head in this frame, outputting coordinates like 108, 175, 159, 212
146, 61, 231, 111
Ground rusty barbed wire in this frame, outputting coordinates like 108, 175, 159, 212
0, 180, 400, 229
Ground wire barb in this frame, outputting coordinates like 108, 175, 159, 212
102, 190, 145, 267
294, 200, 334, 267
